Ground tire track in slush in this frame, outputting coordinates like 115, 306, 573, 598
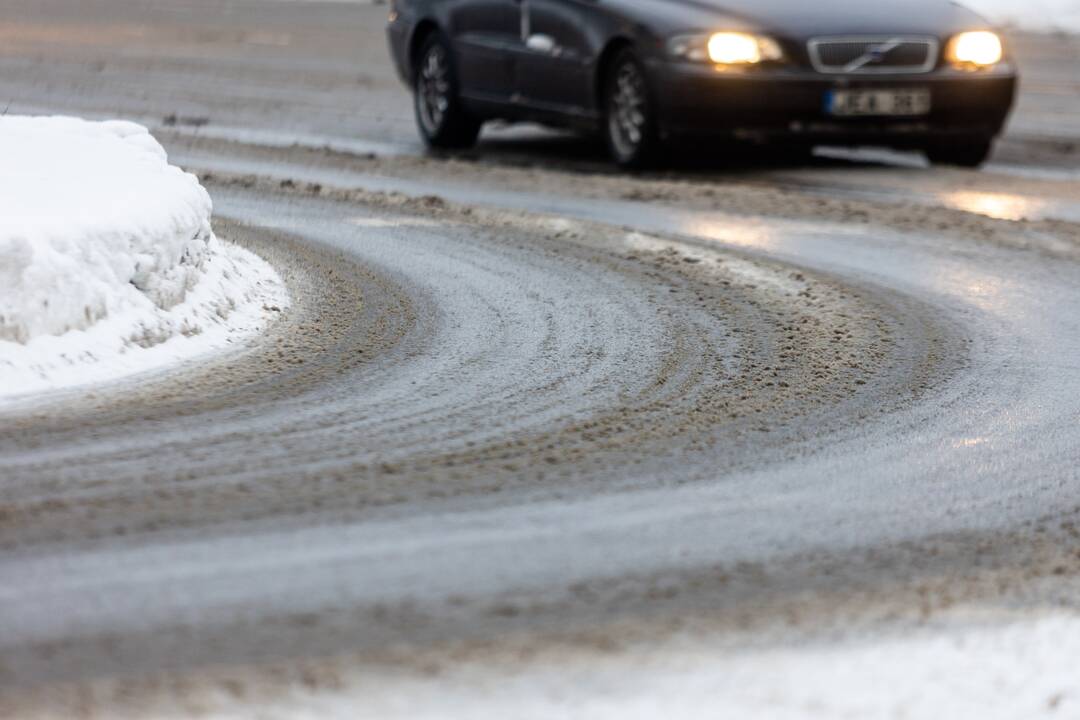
2, 172, 1079, 714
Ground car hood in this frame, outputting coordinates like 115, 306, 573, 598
628, 0, 991, 39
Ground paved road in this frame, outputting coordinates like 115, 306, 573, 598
3, 1, 1080, 716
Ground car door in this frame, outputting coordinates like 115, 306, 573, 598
447, 0, 521, 101
514, 0, 595, 115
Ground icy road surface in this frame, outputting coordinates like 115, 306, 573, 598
4, 169, 1080, 716
3, 1, 1080, 717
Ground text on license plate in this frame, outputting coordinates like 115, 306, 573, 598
826, 88, 931, 117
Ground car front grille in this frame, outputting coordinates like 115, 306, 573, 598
808, 37, 939, 74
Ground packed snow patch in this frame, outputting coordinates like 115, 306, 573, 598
0, 116, 287, 401
172, 613, 1080, 719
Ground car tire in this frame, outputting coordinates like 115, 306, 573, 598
602, 49, 660, 169
414, 33, 481, 150
925, 138, 994, 168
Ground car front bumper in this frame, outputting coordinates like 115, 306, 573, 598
647, 61, 1018, 146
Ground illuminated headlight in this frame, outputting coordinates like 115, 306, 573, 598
668, 32, 783, 66
947, 31, 1003, 67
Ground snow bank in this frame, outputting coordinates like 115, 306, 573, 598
0, 116, 287, 400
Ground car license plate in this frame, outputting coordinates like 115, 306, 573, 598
826, 88, 931, 117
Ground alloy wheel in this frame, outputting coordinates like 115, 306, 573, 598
608, 61, 648, 159
417, 45, 451, 135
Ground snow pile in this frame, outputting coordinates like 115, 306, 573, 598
0, 116, 287, 400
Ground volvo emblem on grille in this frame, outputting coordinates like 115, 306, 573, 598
808, 36, 939, 74
846, 39, 902, 71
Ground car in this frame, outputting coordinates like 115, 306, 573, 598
386, 0, 1017, 168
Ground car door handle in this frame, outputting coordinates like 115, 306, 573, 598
526, 34, 557, 54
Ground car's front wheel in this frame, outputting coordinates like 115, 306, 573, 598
414, 34, 481, 150
602, 49, 659, 169
925, 138, 994, 168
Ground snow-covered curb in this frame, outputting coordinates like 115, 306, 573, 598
0, 116, 288, 401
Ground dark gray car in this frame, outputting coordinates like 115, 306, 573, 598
386, 0, 1017, 167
